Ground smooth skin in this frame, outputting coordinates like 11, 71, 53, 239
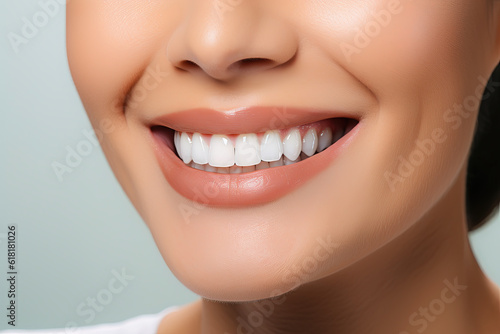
67, 1, 500, 333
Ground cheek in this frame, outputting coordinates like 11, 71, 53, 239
66, 0, 190, 215
314, 0, 486, 90
297, 1, 489, 240
360, 1, 485, 200
66, 0, 180, 119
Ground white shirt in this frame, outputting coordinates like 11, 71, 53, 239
0, 306, 179, 334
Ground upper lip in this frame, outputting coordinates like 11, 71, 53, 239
148, 106, 360, 134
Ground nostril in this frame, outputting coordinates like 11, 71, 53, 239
174, 56, 284, 80
177, 60, 199, 72
229, 58, 275, 72
240, 58, 271, 65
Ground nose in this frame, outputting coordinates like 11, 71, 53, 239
167, 1, 298, 81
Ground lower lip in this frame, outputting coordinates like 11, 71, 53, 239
150, 124, 359, 207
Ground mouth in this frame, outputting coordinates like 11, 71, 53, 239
149, 107, 360, 207
152, 117, 356, 172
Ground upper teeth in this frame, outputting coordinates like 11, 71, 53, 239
174, 126, 341, 169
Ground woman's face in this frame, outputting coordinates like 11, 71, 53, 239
67, 0, 499, 301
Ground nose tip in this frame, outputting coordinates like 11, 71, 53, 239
166, 3, 297, 81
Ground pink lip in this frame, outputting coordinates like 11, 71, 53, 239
149, 106, 360, 207
147, 106, 359, 134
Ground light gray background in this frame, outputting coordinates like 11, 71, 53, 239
1, 0, 499, 331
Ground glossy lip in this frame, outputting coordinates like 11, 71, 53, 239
147, 106, 360, 134
149, 106, 361, 207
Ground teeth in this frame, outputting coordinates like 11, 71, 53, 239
242, 166, 255, 173
192, 133, 209, 164
235, 134, 261, 166
189, 162, 204, 170
269, 157, 284, 167
209, 135, 235, 167
172, 121, 349, 173
179, 132, 193, 164
217, 167, 230, 174
302, 129, 318, 157
174, 131, 181, 152
284, 156, 301, 165
283, 128, 302, 161
256, 161, 270, 170
317, 128, 333, 152
230, 165, 243, 174
204, 164, 217, 173
260, 130, 283, 162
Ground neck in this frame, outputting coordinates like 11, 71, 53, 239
198, 168, 500, 334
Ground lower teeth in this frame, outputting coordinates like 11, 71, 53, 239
187, 151, 317, 174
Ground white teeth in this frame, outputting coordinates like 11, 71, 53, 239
179, 132, 193, 164
209, 135, 235, 167
302, 128, 318, 157
283, 128, 302, 161
192, 133, 209, 164
260, 130, 283, 162
173, 122, 346, 173
174, 131, 181, 152
235, 134, 261, 166
284, 156, 301, 165
317, 128, 333, 152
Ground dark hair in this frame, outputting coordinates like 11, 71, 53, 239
466, 62, 500, 231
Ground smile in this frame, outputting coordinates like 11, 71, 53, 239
149, 107, 360, 207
